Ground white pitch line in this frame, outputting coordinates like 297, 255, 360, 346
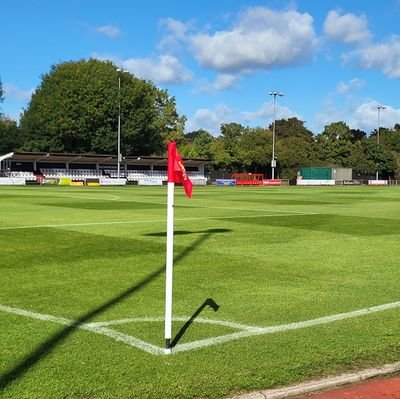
87, 316, 262, 332
0, 304, 162, 355
0, 212, 317, 231
1, 301, 400, 355
174, 300, 400, 353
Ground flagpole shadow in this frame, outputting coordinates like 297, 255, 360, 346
171, 298, 220, 348
0, 228, 231, 391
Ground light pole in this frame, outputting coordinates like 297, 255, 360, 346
376, 104, 385, 180
116, 69, 128, 178
269, 91, 284, 179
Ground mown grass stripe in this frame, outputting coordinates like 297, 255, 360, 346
0, 212, 317, 231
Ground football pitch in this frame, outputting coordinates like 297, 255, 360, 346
1, 185, 400, 399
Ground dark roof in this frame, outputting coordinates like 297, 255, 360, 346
8, 152, 211, 167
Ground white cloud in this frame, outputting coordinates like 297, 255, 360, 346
214, 74, 238, 90
196, 74, 239, 94
351, 102, 400, 132
186, 104, 234, 135
4, 83, 34, 102
186, 99, 301, 136
158, 18, 191, 50
122, 54, 192, 84
314, 99, 400, 134
337, 78, 364, 94
324, 10, 372, 45
92, 52, 192, 84
190, 7, 317, 73
241, 101, 300, 124
342, 36, 400, 78
96, 24, 121, 38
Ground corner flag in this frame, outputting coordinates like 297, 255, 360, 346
165, 142, 192, 354
167, 141, 193, 198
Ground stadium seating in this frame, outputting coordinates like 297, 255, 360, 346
10, 171, 36, 181
41, 168, 103, 179
38, 168, 207, 184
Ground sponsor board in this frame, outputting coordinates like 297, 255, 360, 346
99, 178, 127, 186
138, 178, 163, 186
70, 181, 84, 186
42, 178, 60, 185
59, 177, 72, 186
263, 179, 281, 186
297, 179, 335, 186
0, 177, 26, 185
368, 180, 388, 186
216, 179, 236, 186
192, 178, 207, 186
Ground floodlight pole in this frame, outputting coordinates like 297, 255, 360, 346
117, 69, 122, 179
116, 69, 128, 179
376, 105, 385, 180
269, 91, 284, 179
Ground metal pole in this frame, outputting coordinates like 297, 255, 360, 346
376, 105, 385, 180
117, 72, 121, 179
272, 96, 276, 179
269, 91, 284, 180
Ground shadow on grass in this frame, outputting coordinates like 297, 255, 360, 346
145, 228, 231, 237
171, 298, 220, 348
0, 228, 231, 391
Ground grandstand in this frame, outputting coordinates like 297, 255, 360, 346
0, 152, 210, 186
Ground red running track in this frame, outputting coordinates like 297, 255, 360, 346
297, 376, 400, 398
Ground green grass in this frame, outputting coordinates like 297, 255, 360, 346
1, 185, 400, 398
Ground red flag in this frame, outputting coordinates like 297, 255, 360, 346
167, 142, 193, 198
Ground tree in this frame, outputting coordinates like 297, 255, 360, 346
184, 130, 214, 158
217, 122, 245, 170
271, 117, 313, 141
19, 59, 185, 155
345, 140, 376, 176
277, 136, 319, 179
315, 121, 354, 165
0, 118, 21, 154
236, 127, 271, 173
365, 137, 395, 178
0, 76, 4, 116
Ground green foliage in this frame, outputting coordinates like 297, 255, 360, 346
0, 118, 21, 153
315, 121, 354, 165
272, 117, 314, 141
0, 76, 4, 108
236, 127, 271, 172
18, 59, 183, 155
183, 129, 214, 158
277, 136, 318, 179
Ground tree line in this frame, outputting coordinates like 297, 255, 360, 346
1, 59, 400, 179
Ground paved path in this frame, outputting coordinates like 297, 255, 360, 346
296, 375, 400, 398
228, 362, 400, 399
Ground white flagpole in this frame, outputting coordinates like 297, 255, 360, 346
164, 181, 175, 354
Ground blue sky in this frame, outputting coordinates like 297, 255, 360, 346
2, 0, 400, 136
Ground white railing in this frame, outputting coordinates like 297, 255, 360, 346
127, 170, 205, 181
39, 168, 207, 183
41, 168, 103, 178
10, 171, 36, 181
